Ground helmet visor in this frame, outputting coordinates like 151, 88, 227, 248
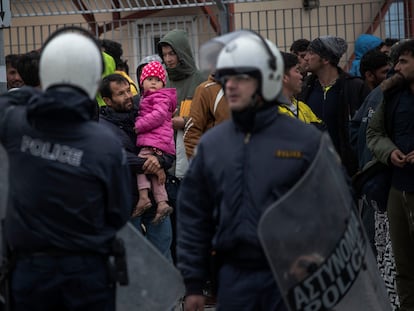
199, 30, 254, 75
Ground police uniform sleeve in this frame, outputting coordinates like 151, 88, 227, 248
0, 96, 17, 141
106, 147, 133, 227
176, 142, 215, 295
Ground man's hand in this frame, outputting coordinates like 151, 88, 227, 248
390, 149, 406, 168
405, 150, 414, 164
141, 155, 161, 174
172, 116, 186, 130
184, 295, 206, 311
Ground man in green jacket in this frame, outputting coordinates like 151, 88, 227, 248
157, 29, 205, 262
366, 39, 414, 311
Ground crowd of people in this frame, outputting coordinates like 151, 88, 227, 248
0, 24, 413, 311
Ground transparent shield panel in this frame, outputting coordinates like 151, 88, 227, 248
258, 133, 392, 311
116, 222, 185, 311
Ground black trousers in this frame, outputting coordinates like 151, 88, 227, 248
10, 255, 115, 311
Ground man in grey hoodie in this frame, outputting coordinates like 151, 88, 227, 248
157, 29, 205, 263
158, 29, 205, 180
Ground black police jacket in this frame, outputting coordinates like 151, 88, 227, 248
176, 105, 322, 295
0, 86, 131, 255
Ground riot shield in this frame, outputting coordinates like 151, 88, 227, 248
116, 222, 185, 311
258, 133, 391, 311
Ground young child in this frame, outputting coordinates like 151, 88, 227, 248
133, 61, 177, 223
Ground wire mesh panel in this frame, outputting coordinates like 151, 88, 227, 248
11, 0, 265, 17
5, 0, 410, 81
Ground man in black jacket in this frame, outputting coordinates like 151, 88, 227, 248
0, 28, 131, 311
300, 35, 370, 177
99, 73, 174, 261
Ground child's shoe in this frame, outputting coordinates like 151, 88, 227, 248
152, 201, 173, 224
131, 199, 152, 218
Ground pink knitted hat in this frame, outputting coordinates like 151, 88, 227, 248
139, 61, 167, 86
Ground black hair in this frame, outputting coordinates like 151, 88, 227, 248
6, 54, 20, 69
100, 39, 131, 75
393, 39, 414, 61
100, 39, 123, 62
290, 39, 310, 54
383, 38, 399, 48
281, 52, 299, 73
157, 42, 176, 62
359, 49, 390, 78
117, 59, 129, 75
99, 73, 130, 98
16, 50, 41, 87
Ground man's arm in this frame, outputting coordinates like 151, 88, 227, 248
154, 153, 175, 171
124, 147, 150, 174
0, 93, 21, 139
184, 83, 210, 159
366, 100, 397, 165
106, 148, 133, 228
349, 87, 383, 167
349, 99, 368, 153
176, 144, 215, 301
0, 93, 26, 143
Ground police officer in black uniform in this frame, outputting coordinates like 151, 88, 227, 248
177, 31, 322, 311
0, 27, 131, 311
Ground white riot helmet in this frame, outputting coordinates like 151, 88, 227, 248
215, 31, 284, 103
40, 27, 103, 99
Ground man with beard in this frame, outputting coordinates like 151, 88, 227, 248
367, 39, 414, 311
99, 73, 174, 261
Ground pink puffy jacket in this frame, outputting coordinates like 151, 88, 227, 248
135, 88, 177, 155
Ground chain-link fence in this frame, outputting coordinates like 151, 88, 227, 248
4, 0, 410, 82
10, 0, 261, 16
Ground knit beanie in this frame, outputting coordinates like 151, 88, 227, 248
309, 36, 348, 65
139, 61, 166, 86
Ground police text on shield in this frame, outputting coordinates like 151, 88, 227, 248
287, 210, 366, 311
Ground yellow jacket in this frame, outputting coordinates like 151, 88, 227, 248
278, 97, 323, 125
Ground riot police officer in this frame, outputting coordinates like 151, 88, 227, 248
0, 27, 131, 310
